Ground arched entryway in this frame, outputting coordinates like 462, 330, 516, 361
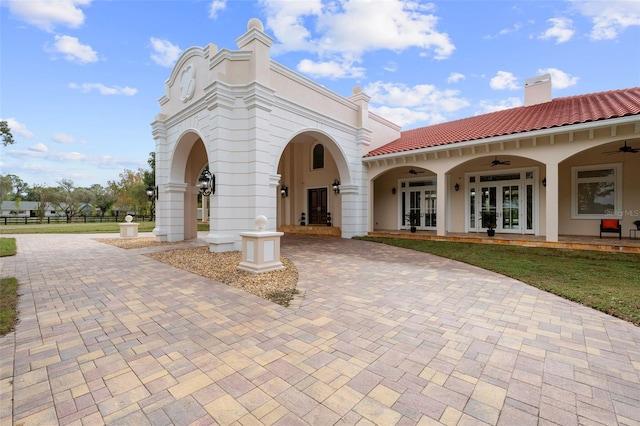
156, 131, 208, 242
276, 130, 349, 235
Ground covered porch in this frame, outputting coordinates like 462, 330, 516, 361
368, 229, 640, 254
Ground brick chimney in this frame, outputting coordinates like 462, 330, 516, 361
524, 74, 552, 106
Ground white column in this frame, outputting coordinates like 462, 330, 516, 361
545, 161, 559, 242
436, 172, 447, 236
201, 193, 208, 223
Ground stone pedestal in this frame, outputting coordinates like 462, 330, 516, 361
119, 215, 139, 239
238, 216, 284, 274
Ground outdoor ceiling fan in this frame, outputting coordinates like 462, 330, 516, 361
603, 141, 640, 154
487, 156, 511, 167
408, 167, 425, 175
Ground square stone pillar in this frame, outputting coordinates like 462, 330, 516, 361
238, 215, 284, 274
119, 215, 139, 239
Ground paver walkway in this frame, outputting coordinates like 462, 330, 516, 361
1, 234, 639, 425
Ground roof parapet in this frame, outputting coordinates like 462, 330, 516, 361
524, 74, 552, 106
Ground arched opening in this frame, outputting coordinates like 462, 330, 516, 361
276, 130, 348, 236
372, 166, 435, 231
557, 139, 640, 237
449, 155, 543, 235
168, 131, 208, 241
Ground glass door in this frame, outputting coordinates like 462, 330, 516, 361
424, 189, 437, 228
501, 185, 519, 231
480, 185, 521, 233
481, 186, 497, 230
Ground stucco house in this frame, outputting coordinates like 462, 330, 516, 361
152, 18, 640, 252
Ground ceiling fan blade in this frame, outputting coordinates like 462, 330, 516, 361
603, 141, 640, 154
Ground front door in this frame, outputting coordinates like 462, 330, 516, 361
308, 188, 328, 225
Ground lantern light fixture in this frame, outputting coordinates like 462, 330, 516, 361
199, 170, 215, 196
454, 183, 460, 192
280, 185, 288, 198
332, 179, 340, 194
146, 185, 158, 200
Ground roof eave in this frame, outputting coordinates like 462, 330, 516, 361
363, 114, 640, 163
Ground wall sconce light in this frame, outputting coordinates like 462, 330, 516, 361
392, 187, 396, 195
280, 185, 288, 198
199, 169, 215, 196
542, 177, 547, 187
146, 185, 158, 200
332, 179, 340, 194
454, 183, 460, 192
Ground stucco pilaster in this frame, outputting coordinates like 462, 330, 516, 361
155, 182, 187, 242
436, 172, 448, 236
338, 184, 367, 238
545, 161, 559, 242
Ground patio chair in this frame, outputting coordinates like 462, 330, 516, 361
600, 219, 621, 240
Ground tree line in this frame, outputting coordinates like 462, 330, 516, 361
1, 120, 156, 223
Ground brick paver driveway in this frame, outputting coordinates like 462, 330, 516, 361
1, 234, 639, 425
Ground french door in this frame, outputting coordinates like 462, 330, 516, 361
480, 185, 520, 232
402, 187, 437, 230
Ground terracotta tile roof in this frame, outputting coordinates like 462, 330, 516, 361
365, 87, 640, 158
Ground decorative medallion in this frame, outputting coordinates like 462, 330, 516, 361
179, 64, 195, 102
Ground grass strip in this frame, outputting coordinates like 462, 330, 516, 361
0, 238, 17, 257
359, 237, 640, 326
1, 221, 156, 234
0, 277, 19, 336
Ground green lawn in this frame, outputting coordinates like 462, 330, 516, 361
0, 237, 17, 257
359, 237, 640, 326
1, 221, 156, 234
0, 238, 18, 335
0, 277, 18, 336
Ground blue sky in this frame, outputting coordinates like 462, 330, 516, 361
1, 0, 639, 188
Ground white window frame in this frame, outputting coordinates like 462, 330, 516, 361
571, 163, 622, 219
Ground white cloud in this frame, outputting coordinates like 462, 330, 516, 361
490, 71, 519, 90
52, 133, 76, 144
447, 72, 465, 83
68, 82, 137, 96
478, 97, 523, 114
260, 0, 322, 53
149, 37, 182, 67
363, 81, 469, 127
538, 67, 579, 89
3, 118, 35, 138
29, 143, 49, 153
5, 148, 86, 161
384, 62, 398, 73
499, 23, 523, 36
208, 0, 226, 19
6, 0, 90, 32
369, 106, 439, 127
52, 35, 98, 63
297, 58, 365, 79
262, 0, 455, 79
571, 0, 640, 40
539, 17, 574, 43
